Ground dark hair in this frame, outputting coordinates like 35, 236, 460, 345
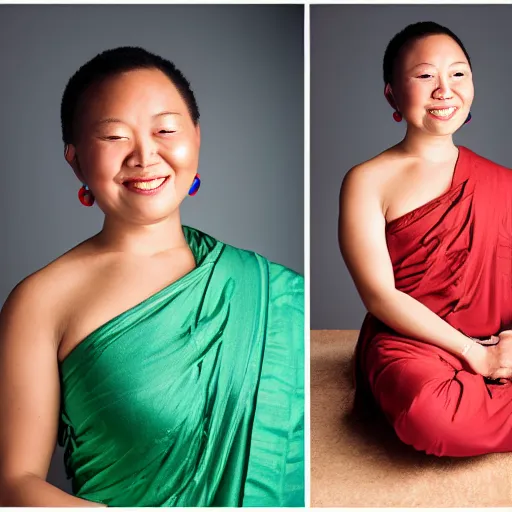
60, 46, 200, 144
383, 22, 472, 86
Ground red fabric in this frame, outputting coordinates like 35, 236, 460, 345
355, 146, 512, 456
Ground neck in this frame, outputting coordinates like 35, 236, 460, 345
95, 209, 188, 256
398, 128, 458, 163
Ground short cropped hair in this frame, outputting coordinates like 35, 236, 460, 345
383, 22, 472, 86
61, 46, 200, 144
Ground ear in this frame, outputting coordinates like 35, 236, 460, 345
195, 123, 201, 148
64, 144, 86, 184
384, 84, 398, 111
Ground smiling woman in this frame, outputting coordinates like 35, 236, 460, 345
337, 22, 512, 456
0, 46, 304, 507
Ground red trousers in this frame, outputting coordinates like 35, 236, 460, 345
361, 335, 512, 457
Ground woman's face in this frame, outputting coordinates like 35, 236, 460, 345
386, 34, 474, 136
66, 67, 200, 224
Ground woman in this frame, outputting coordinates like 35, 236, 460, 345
0, 47, 304, 506
339, 22, 512, 457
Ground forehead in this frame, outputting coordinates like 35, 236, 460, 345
79, 68, 187, 118
398, 34, 468, 69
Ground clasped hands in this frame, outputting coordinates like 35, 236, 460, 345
465, 330, 512, 381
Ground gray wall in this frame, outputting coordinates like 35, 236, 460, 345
0, 4, 303, 495
311, 4, 512, 329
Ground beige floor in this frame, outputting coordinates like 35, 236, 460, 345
310, 330, 512, 507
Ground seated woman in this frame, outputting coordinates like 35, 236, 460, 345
0, 47, 304, 507
339, 22, 512, 458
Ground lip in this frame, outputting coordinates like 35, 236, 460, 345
122, 175, 171, 195
426, 106, 459, 121
123, 175, 169, 183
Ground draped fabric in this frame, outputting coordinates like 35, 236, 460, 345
355, 146, 512, 456
58, 226, 304, 506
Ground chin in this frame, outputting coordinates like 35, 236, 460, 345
430, 127, 458, 137
140, 200, 183, 219
421, 121, 460, 136
112, 198, 183, 225
129, 208, 182, 226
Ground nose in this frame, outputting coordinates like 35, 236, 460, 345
432, 75, 453, 100
126, 135, 159, 168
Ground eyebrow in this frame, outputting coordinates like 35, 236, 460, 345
155, 111, 182, 118
409, 61, 469, 71
95, 111, 182, 126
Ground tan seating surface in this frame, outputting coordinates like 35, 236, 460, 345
310, 330, 512, 507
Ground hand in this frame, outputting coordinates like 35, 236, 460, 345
464, 332, 512, 380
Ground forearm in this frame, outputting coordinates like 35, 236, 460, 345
368, 288, 475, 358
0, 474, 106, 507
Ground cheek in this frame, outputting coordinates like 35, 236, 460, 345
165, 140, 199, 167
399, 84, 425, 109
81, 145, 125, 180
461, 82, 474, 102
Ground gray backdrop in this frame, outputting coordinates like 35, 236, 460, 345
311, 4, 512, 329
0, 4, 303, 495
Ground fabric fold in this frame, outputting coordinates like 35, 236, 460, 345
355, 147, 512, 456
58, 226, 304, 506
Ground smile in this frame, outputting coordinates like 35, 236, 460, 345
129, 178, 167, 190
427, 107, 458, 118
123, 176, 170, 195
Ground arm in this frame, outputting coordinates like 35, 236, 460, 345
338, 166, 490, 375
0, 278, 105, 507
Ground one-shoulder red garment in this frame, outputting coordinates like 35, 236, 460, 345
355, 146, 512, 457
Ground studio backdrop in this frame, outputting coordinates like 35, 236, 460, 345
311, 4, 512, 329
0, 4, 304, 493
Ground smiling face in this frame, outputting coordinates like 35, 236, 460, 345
385, 34, 474, 136
66, 67, 201, 224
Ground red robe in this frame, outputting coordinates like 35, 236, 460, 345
355, 146, 512, 457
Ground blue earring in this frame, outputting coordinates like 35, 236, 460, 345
464, 112, 472, 124
188, 174, 201, 196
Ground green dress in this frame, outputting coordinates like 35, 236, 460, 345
58, 226, 304, 507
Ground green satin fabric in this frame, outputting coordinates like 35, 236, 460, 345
58, 226, 304, 507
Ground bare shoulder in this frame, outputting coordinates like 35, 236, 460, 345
340, 149, 402, 211
341, 148, 401, 193
0, 240, 94, 340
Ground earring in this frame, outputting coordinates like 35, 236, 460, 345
393, 111, 402, 122
78, 184, 95, 207
464, 112, 472, 124
188, 173, 201, 196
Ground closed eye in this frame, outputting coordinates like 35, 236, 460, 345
102, 136, 126, 141
159, 130, 176, 134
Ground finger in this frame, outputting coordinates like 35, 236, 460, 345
489, 367, 512, 380
477, 336, 499, 346
498, 332, 512, 343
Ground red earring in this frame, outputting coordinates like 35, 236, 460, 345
393, 111, 403, 122
78, 184, 95, 207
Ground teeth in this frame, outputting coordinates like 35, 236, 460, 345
130, 178, 166, 190
428, 107, 456, 117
